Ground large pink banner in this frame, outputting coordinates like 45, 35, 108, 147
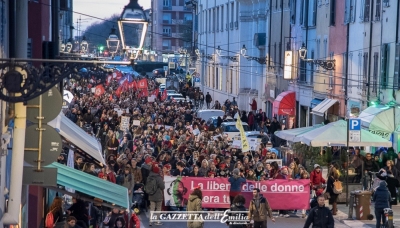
175, 177, 310, 210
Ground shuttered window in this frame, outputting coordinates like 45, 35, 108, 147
364, 0, 370, 22
394, 44, 400, 90
380, 43, 389, 89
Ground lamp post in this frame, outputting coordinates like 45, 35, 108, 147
298, 43, 336, 70
117, 0, 148, 60
106, 26, 120, 57
216, 46, 238, 62
65, 40, 73, 53
240, 44, 266, 64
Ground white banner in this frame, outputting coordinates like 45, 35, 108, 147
164, 176, 186, 207
120, 116, 130, 131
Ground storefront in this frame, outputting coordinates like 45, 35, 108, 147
273, 91, 296, 129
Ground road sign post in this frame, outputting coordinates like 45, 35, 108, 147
346, 118, 361, 206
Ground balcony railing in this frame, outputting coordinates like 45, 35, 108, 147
162, 20, 171, 24
172, 19, 184, 24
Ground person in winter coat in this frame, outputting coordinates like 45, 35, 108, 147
248, 188, 275, 227
373, 181, 391, 228
186, 187, 204, 228
249, 98, 257, 114
247, 112, 255, 131
121, 166, 135, 203
228, 195, 247, 228
205, 92, 212, 109
67, 198, 89, 228
228, 168, 246, 204
48, 196, 65, 228
310, 164, 326, 190
303, 195, 334, 228
146, 163, 165, 226
326, 167, 340, 215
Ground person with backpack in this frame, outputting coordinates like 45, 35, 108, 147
303, 195, 334, 228
326, 167, 341, 215
145, 163, 165, 226
46, 196, 65, 228
373, 181, 391, 228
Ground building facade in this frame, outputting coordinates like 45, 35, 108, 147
151, 0, 193, 55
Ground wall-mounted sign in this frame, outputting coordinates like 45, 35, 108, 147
284, 51, 293, 79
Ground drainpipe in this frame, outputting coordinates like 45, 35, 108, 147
2, 0, 28, 225
367, 0, 374, 106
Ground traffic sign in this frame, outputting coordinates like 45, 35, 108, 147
194, 77, 200, 82
349, 119, 361, 131
349, 119, 361, 142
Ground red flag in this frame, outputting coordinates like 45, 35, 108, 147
137, 79, 148, 89
109, 94, 113, 101
139, 89, 148, 98
94, 85, 105, 97
113, 70, 123, 80
161, 89, 167, 101
115, 87, 122, 97
106, 74, 113, 85
122, 80, 129, 92
128, 81, 137, 90
152, 88, 160, 97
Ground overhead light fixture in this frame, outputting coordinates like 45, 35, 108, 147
106, 26, 120, 54
298, 42, 335, 70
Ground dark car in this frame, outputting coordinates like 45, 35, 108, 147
152, 68, 165, 77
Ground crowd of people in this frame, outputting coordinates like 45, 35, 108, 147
45, 74, 400, 228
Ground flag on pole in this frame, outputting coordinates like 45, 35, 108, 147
161, 89, 167, 101
236, 117, 250, 152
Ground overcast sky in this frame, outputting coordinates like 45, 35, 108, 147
73, 0, 151, 34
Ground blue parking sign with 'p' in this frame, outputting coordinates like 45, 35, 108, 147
349, 119, 361, 131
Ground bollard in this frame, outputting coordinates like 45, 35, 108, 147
387, 208, 394, 228
348, 191, 355, 219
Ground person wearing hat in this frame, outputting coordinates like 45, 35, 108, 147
310, 164, 326, 191
228, 168, 246, 205
373, 181, 391, 228
146, 163, 164, 226
217, 163, 230, 177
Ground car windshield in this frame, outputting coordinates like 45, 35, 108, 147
224, 125, 250, 132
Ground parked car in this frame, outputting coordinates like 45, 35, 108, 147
245, 132, 271, 145
206, 116, 235, 127
168, 93, 186, 101
220, 122, 250, 139
196, 109, 225, 121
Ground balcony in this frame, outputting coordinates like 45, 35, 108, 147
163, 5, 172, 10
162, 20, 171, 24
172, 19, 184, 25
171, 33, 183, 37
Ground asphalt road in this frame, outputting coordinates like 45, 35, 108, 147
138, 210, 351, 228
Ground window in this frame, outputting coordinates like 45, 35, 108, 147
231, 2, 234, 27
219, 68, 223, 90
216, 8, 219, 32
162, 40, 171, 48
344, 0, 357, 24
300, 0, 304, 25
163, 13, 171, 23
226, 3, 229, 30
348, 52, 353, 93
163, 0, 171, 7
312, 0, 317, 26
350, 0, 357, 22
330, 0, 336, 26
216, 67, 219, 89
380, 43, 389, 89
162, 27, 171, 36
358, 52, 363, 89
184, 13, 192, 21
209, 9, 212, 32
363, 52, 369, 92
221, 5, 224, 31
290, 0, 296, 24
328, 52, 334, 88
372, 52, 379, 94
364, 0, 370, 22
279, 42, 282, 74
310, 50, 315, 84
213, 8, 216, 32
316, 38, 321, 59
395, 44, 400, 90
273, 43, 277, 69
375, 0, 381, 21
299, 59, 306, 82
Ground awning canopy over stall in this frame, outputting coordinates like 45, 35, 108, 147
311, 98, 338, 116
310, 98, 324, 109
358, 105, 398, 140
296, 120, 392, 147
273, 91, 296, 116
48, 113, 105, 166
46, 162, 129, 209
275, 124, 323, 142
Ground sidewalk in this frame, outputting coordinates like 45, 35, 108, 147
336, 203, 400, 227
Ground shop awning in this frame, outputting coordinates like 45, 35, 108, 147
311, 98, 338, 116
310, 98, 324, 109
273, 91, 296, 116
48, 113, 105, 166
46, 162, 129, 209
358, 105, 396, 140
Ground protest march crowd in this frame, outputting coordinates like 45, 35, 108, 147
43, 72, 400, 228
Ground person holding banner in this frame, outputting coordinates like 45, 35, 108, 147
228, 168, 246, 205
248, 188, 275, 228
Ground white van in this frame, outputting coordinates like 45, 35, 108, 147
196, 109, 225, 121
221, 122, 250, 139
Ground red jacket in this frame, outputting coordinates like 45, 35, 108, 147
250, 100, 257, 111
129, 213, 140, 228
310, 170, 326, 188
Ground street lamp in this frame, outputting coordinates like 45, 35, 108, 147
65, 41, 73, 53
106, 27, 120, 54
216, 46, 222, 56
241, 44, 266, 64
117, 0, 148, 59
215, 46, 238, 62
80, 36, 89, 54
298, 42, 335, 70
